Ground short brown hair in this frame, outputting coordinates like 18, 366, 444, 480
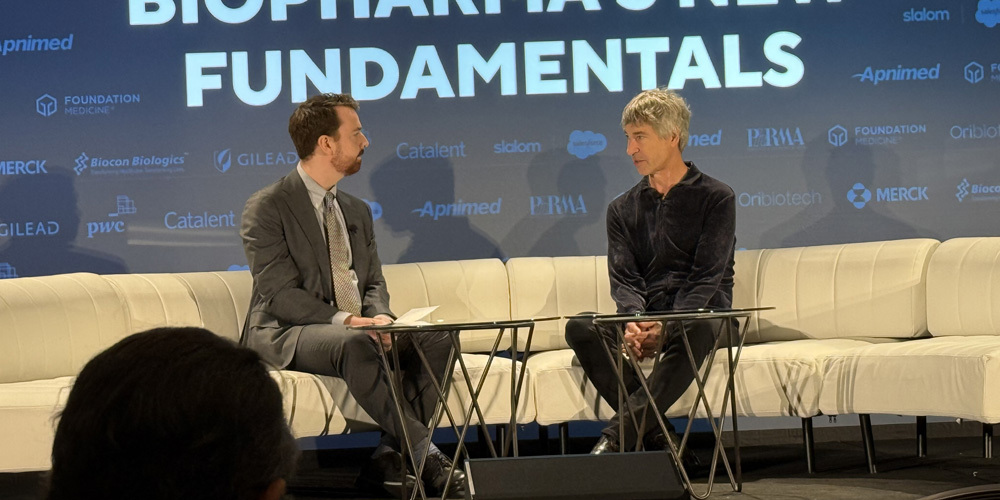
288, 93, 360, 160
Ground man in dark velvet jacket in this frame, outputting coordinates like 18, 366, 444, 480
565, 88, 736, 460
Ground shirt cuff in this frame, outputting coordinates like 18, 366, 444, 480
332, 311, 353, 326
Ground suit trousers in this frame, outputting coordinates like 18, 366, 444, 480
565, 314, 728, 450
291, 324, 457, 456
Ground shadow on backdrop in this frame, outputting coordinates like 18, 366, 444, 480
759, 137, 935, 248
501, 150, 606, 258
369, 156, 504, 264
0, 166, 127, 278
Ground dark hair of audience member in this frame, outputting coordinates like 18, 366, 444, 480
46, 327, 299, 500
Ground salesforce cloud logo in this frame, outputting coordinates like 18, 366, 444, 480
36, 94, 57, 117
977, 0, 1000, 27
567, 131, 607, 159
214, 149, 232, 173
847, 183, 872, 209
227, 264, 250, 271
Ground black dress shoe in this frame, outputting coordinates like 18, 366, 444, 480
590, 435, 620, 454
421, 450, 466, 498
356, 451, 418, 498
646, 431, 702, 472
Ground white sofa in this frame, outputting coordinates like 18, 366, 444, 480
1, 237, 997, 473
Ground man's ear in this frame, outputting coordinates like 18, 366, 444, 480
259, 478, 286, 500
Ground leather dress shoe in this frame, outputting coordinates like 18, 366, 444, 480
421, 450, 466, 498
356, 451, 418, 498
646, 432, 703, 473
590, 435, 620, 454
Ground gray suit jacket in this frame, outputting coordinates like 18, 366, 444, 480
240, 168, 393, 368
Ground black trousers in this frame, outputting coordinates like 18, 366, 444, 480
291, 324, 458, 456
565, 315, 727, 450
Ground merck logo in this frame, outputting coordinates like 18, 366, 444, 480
847, 183, 872, 209
74, 153, 89, 175
828, 125, 848, 147
36, 94, 57, 117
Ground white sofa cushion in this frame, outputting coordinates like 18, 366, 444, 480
505, 256, 616, 352
384, 259, 512, 352
0, 376, 72, 472
529, 339, 874, 426
0, 273, 130, 384
269, 370, 348, 437
926, 237, 1000, 337
820, 336, 1000, 422
753, 239, 939, 342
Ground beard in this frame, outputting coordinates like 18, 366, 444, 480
333, 151, 363, 176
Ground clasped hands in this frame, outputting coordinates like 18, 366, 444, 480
347, 314, 395, 350
623, 321, 663, 361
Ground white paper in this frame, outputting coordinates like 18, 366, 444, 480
393, 305, 439, 326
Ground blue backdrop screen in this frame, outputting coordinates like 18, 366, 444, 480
1, 0, 998, 278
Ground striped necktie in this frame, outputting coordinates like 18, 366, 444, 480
324, 192, 362, 316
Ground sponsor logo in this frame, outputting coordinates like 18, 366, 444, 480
903, 8, 950, 22
977, 0, 1000, 27
746, 127, 804, 149
529, 195, 588, 216
0, 34, 73, 56
0, 160, 48, 176
37, 93, 141, 117
950, 123, 1000, 140
966, 62, 985, 83
828, 126, 848, 147
494, 140, 541, 154
567, 131, 607, 159
965, 62, 1000, 84
687, 130, 722, 148
36, 94, 57, 117
738, 191, 822, 208
86, 195, 137, 238
956, 178, 1000, 202
847, 183, 872, 209
396, 142, 466, 160
0, 221, 60, 238
74, 151, 186, 176
847, 182, 928, 209
412, 198, 502, 220
852, 63, 940, 85
227, 264, 250, 271
164, 210, 237, 229
0, 263, 17, 279
828, 123, 927, 147
363, 199, 383, 221
212, 148, 298, 173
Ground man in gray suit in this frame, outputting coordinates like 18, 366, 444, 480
241, 93, 464, 498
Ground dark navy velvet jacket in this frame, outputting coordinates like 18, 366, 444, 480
606, 162, 736, 314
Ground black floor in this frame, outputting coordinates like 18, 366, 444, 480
4, 433, 999, 500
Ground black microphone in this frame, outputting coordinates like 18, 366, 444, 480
347, 224, 358, 234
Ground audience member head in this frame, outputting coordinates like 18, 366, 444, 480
288, 93, 361, 160
621, 88, 692, 153
47, 327, 298, 500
